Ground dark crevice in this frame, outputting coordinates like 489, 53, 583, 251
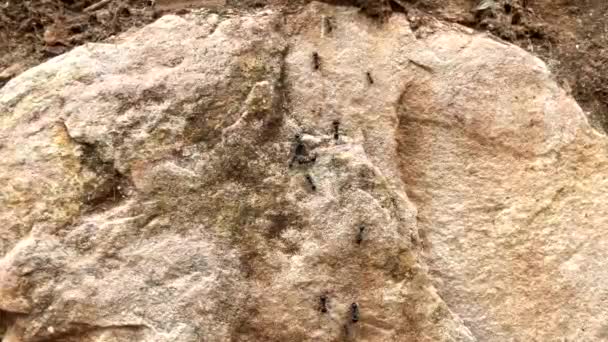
408, 59, 434, 73
259, 46, 290, 144
75, 140, 133, 213
85, 170, 131, 212
0, 310, 7, 340
389, 0, 407, 13
72, 322, 148, 331
353, 0, 393, 19
57, 122, 133, 213
0, 310, 23, 340
38, 321, 148, 341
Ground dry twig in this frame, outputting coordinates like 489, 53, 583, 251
84, 0, 113, 13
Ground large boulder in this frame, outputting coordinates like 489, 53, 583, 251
397, 24, 608, 342
0, 2, 605, 341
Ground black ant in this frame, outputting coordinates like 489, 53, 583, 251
294, 140, 305, 156
324, 16, 334, 34
289, 134, 304, 167
312, 52, 321, 70
332, 120, 340, 140
351, 303, 359, 323
319, 295, 328, 313
289, 134, 317, 168
366, 71, 374, 85
356, 226, 365, 244
306, 174, 317, 191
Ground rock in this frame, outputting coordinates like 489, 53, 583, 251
0, 2, 605, 341
397, 28, 608, 341
0, 64, 25, 90
43, 22, 69, 46
0, 6, 472, 342
0, 64, 24, 82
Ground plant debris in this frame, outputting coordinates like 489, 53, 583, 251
0, 0, 158, 83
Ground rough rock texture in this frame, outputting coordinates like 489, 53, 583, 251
397, 31, 608, 342
0, 2, 605, 341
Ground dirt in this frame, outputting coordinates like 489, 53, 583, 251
529, 0, 608, 132
1, 0, 606, 131
0, 0, 159, 84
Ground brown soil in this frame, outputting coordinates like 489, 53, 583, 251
1, 0, 606, 131
0, 0, 159, 84
530, 0, 608, 131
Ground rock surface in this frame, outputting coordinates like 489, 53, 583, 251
397, 31, 608, 342
0, 2, 605, 341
